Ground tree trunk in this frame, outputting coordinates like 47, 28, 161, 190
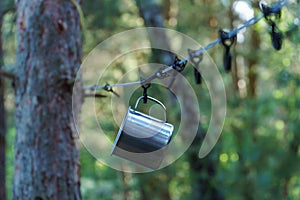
0, 5, 7, 200
135, 0, 174, 65
135, 2, 173, 200
13, 0, 82, 199
187, 128, 224, 200
229, 7, 239, 92
248, 30, 259, 98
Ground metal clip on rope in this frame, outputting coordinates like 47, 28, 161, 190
219, 29, 236, 72
188, 49, 203, 84
155, 56, 188, 79
155, 66, 172, 79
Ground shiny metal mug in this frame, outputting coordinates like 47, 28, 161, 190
111, 96, 174, 169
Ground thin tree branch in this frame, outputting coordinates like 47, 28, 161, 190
0, 69, 15, 80
84, 93, 107, 98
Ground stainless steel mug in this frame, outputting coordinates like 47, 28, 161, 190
111, 96, 174, 169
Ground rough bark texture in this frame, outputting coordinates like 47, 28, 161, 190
0, 5, 7, 200
14, 0, 82, 199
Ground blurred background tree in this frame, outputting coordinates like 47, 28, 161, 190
0, 0, 299, 199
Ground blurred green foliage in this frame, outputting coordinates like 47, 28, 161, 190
2, 0, 300, 199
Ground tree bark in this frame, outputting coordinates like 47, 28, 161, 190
0, 4, 7, 200
13, 0, 82, 199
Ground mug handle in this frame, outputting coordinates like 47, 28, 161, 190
134, 96, 167, 121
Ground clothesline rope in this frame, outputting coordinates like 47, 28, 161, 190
85, 0, 291, 92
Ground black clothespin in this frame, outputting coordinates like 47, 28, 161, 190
259, 1, 281, 19
188, 49, 203, 84
139, 68, 151, 104
103, 83, 120, 97
172, 56, 188, 72
259, 1, 283, 50
270, 21, 283, 50
219, 29, 236, 72
141, 83, 151, 104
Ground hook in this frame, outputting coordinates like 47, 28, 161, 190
141, 83, 151, 104
259, 1, 283, 50
188, 49, 203, 84
139, 68, 151, 104
219, 29, 236, 72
